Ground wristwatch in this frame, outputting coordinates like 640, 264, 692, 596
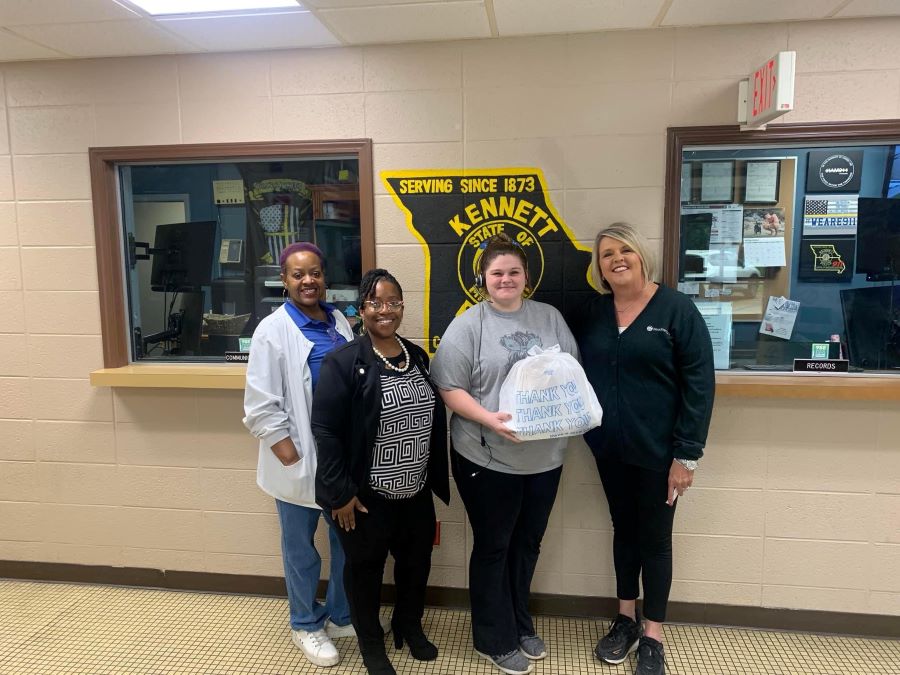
675, 458, 698, 471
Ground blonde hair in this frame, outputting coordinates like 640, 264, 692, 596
589, 222, 656, 295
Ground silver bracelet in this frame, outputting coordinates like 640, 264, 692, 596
675, 458, 698, 471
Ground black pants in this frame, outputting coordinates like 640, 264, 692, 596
452, 450, 562, 656
335, 488, 436, 652
595, 456, 677, 623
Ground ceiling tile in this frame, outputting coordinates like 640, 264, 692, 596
0, 0, 138, 27
319, 0, 489, 44
836, 0, 900, 18
663, 0, 841, 26
0, 28, 65, 60
305, 0, 452, 6
493, 0, 662, 35
158, 11, 339, 50
10, 19, 196, 57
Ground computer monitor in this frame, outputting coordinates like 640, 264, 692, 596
855, 197, 900, 281
679, 212, 712, 280
150, 221, 217, 292
840, 285, 900, 370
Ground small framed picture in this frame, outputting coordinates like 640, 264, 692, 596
700, 161, 735, 203
743, 160, 780, 203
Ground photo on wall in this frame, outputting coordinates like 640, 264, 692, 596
743, 208, 785, 238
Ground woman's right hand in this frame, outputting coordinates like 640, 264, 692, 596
332, 496, 369, 531
484, 411, 521, 443
270, 438, 301, 466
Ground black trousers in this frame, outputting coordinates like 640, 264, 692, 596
595, 456, 677, 623
335, 488, 436, 652
452, 450, 562, 656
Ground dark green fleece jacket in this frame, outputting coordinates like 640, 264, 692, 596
571, 285, 715, 472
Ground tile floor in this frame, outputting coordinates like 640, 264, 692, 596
0, 579, 897, 674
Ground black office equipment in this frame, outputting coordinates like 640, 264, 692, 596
840, 285, 900, 370
150, 221, 217, 292
855, 197, 900, 281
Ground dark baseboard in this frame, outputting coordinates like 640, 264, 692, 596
2, 560, 896, 639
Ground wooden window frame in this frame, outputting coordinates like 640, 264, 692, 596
89, 139, 375, 368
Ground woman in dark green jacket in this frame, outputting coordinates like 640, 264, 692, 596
571, 222, 714, 675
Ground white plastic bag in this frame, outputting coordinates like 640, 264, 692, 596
498, 345, 603, 441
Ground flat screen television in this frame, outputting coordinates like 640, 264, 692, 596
855, 197, 900, 280
840, 285, 900, 370
150, 221, 217, 292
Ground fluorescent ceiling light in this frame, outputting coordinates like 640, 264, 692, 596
127, 0, 301, 16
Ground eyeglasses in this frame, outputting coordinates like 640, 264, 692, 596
362, 300, 404, 311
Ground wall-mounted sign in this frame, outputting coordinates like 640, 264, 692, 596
806, 150, 863, 193
797, 236, 854, 282
382, 168, 594, 353
738, 51, 796, 127
802, 193, 858, 235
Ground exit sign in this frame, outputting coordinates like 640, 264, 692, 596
739, 51, 796, 127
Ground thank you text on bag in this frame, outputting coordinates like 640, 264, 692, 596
499, 345, 603, 441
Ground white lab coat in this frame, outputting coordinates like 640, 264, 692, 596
243, 304, 354, 508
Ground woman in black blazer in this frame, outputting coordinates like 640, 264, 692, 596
312, 268, 449, 675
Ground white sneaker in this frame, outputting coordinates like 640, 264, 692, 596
291, 628, 340, 667
324, 616, 392, 639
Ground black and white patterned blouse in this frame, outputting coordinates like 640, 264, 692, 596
369, 355, 435, 499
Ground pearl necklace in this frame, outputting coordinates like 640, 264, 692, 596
371, 336, 410, 373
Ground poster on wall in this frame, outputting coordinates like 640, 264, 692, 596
802, 194, 858, 236
805, 150, 863, 193
382, 168, 594, 353
742, 207, 786, 267
759, 296, 799, 340
681, 204, 743, 244
797, 236, 854, 282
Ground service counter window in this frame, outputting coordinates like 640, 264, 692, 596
90, 141, 374, 367
665, 122, 900, 376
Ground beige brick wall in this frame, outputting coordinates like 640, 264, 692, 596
0, 17, 898, 617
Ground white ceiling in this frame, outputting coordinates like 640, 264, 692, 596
0, 0, 896, 61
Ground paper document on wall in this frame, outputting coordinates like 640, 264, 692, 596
682, 204, 744, 244
759, 296, 799, 340
744, 237, 786, 267
696, 301, 733, 369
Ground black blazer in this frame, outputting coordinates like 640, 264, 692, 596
311, 334, 450, 509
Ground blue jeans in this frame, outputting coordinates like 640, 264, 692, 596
275, 499, 351, 632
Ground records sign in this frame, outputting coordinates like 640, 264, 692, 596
806, 150, 862, 193
382, 168, 594, 353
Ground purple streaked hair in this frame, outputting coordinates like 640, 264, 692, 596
279, 242, 325, 271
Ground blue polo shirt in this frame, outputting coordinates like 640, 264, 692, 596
284, 301, 347, 390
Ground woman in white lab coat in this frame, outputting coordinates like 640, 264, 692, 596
243, 242, 355, 668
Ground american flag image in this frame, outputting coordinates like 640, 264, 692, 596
804, 196, 858, 215
803, 195, 858, 235
260, 204, 302, 263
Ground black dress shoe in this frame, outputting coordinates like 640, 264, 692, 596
360, 645, 397, 675
391, 619, 438, 661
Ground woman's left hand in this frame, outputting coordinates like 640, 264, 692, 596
332, 496, 369, 531
667, 460, 694, 506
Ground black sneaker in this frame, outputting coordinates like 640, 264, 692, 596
634, 636, 665, 675
594, 613, 641, 664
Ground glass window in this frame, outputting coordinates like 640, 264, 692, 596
92, 143, 373, 364
667, 127, 900, 374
